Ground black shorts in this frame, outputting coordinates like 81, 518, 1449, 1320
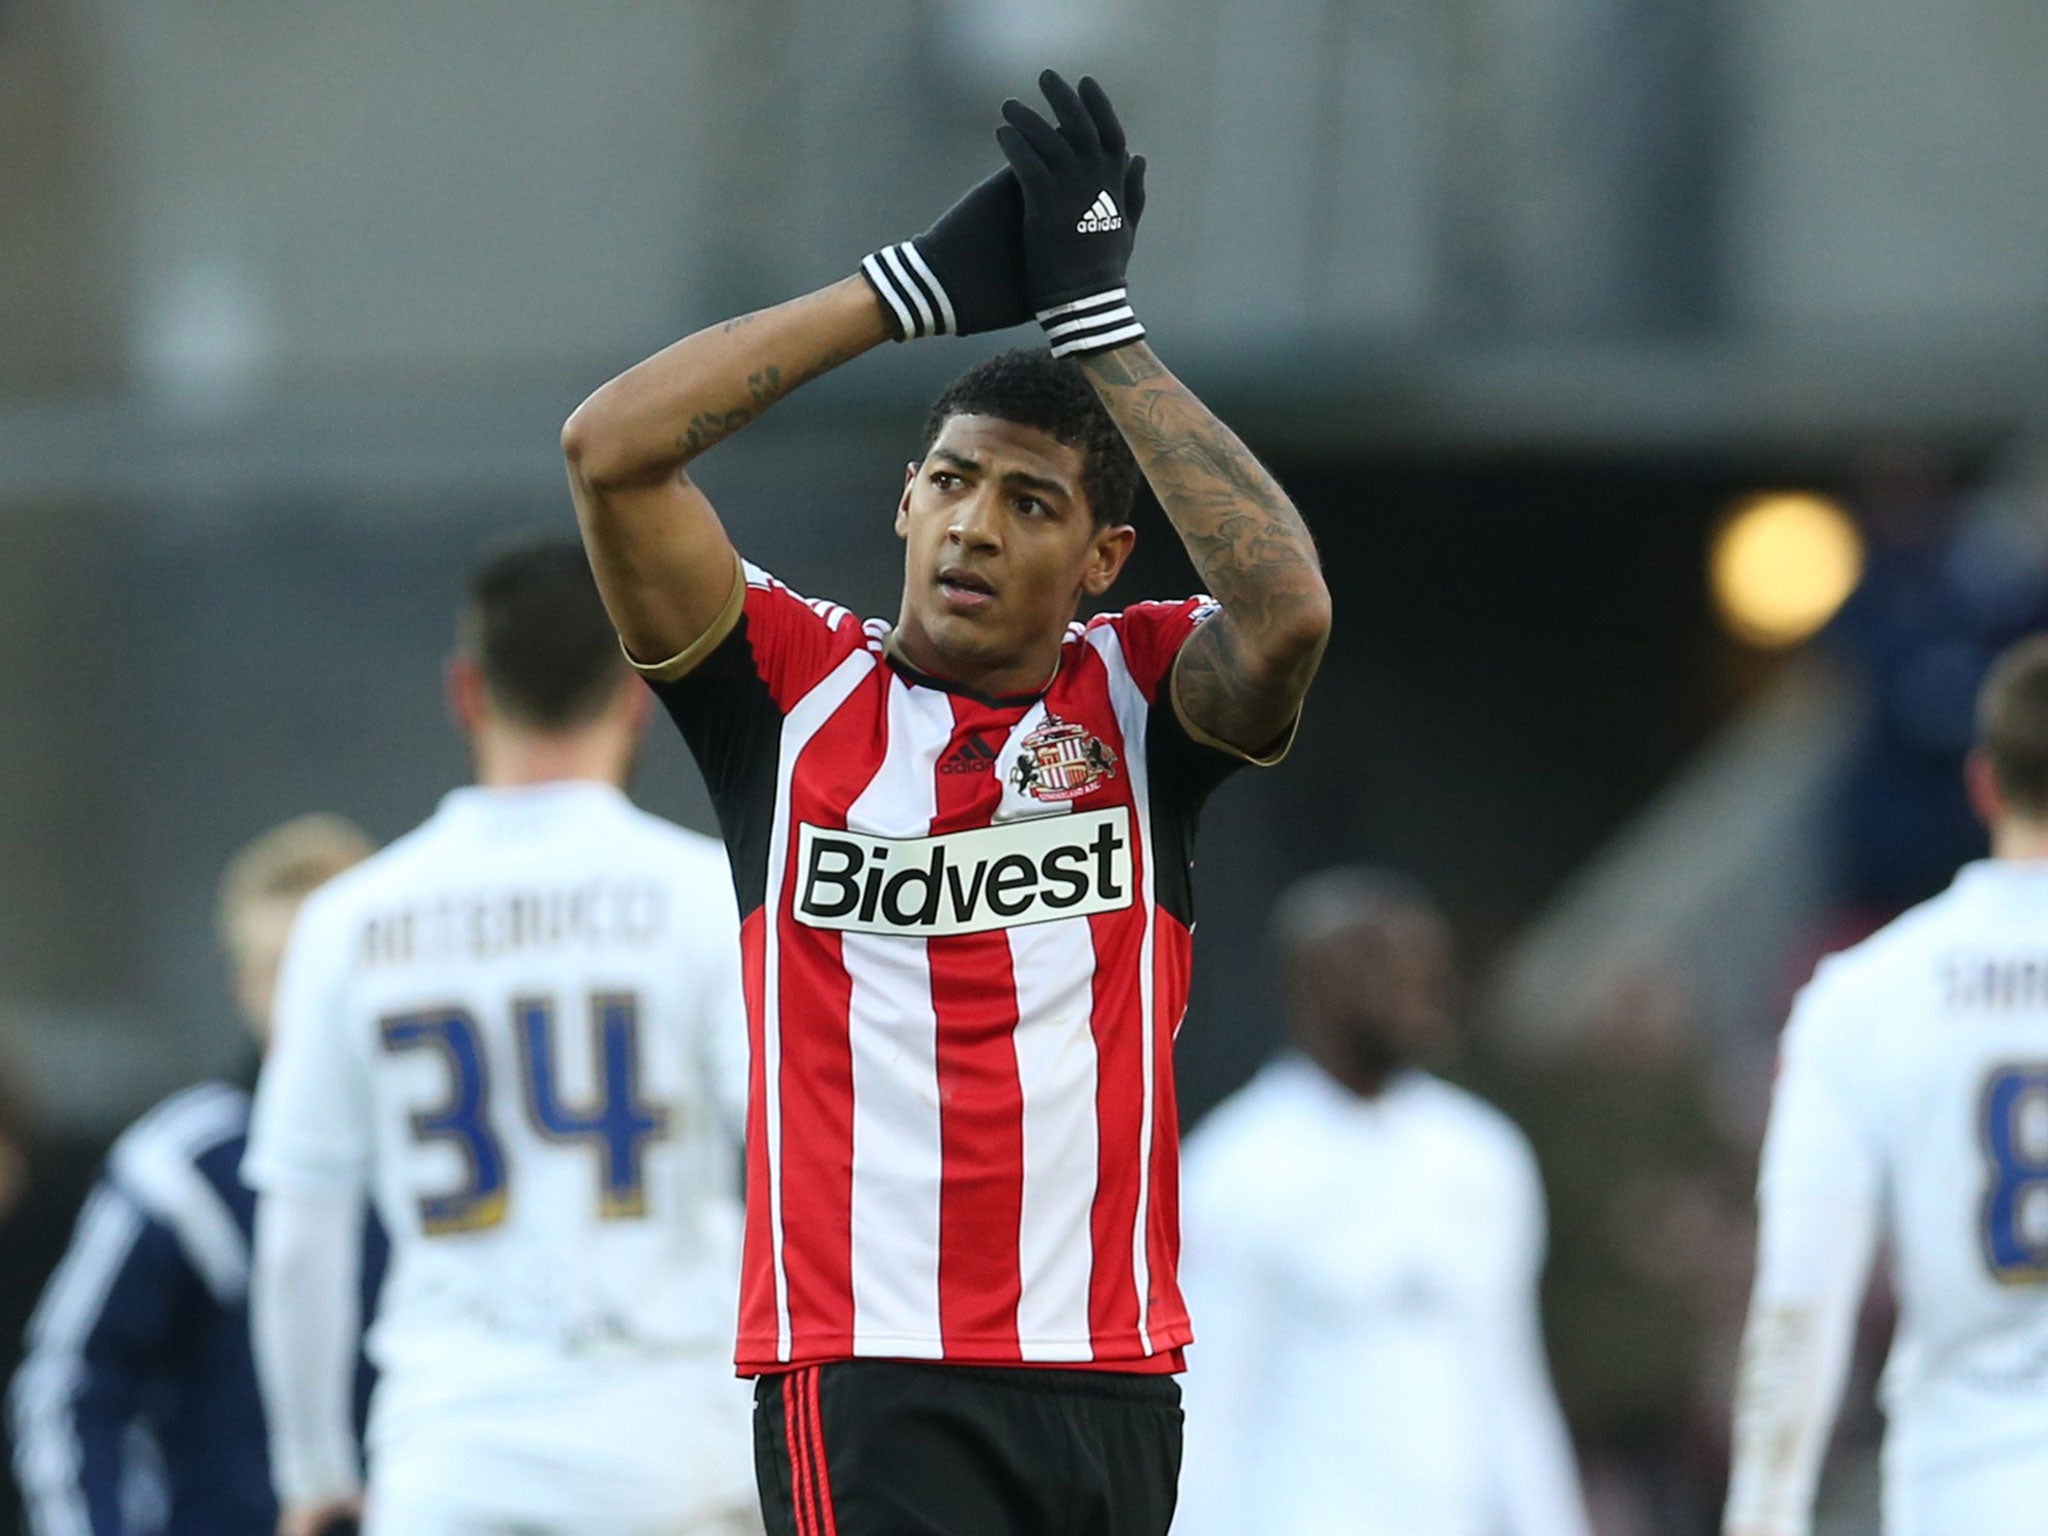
753, 1360, 1182, 1536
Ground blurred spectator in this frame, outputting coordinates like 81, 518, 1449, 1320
1828, 443, 2048, 912
1175, 868, 1589, 1536
1494, 968, 1753, 1536
0, 1042, 102, 1536
7, 815, 375, 1536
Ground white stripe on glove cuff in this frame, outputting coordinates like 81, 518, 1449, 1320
1036, 289, 1145, 359
861, 243, 959, 340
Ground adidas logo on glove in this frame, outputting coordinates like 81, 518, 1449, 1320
1076, 191, 1123, 234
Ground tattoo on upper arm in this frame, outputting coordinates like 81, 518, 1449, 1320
1173, 615, 1271, 745
1080, 347, 1328, 745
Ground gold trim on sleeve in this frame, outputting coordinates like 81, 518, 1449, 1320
1169, 660, 1301, 767
622, 554, 747, 684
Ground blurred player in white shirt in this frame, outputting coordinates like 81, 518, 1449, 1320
1175, 869, 1590, 1536
244, 539, 757, 1536
1726, 633, 2048, 1536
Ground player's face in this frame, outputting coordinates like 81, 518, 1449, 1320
894, 415, 1133, 693
1298, 907, 1458, 1076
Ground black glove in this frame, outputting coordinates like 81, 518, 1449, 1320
861, 169, 1029, 341
994, 71, 1148, 358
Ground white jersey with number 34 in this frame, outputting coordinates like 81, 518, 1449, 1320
244, 782, 750, 1521
1750, 861, 2048, 1515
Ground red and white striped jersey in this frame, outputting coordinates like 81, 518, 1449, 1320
647, 561, 1260, 1374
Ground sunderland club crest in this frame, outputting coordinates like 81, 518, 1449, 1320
1010, 716, 1118, 803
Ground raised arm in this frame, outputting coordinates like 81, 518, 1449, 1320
562, 164, 1035, 668
1080, 346, 1329, 754
559, 279, 891, 666
994, 73, 1329, 756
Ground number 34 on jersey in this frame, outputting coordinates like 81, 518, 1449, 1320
381, 991, 669, 1236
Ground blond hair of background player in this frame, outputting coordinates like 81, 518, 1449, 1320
220, 815, 380, 1035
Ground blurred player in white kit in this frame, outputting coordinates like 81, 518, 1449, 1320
243, 539, 759, 1536
1173, 869, 1590, 1536
1725, 633, 2048, 1536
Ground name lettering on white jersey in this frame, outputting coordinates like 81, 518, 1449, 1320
794, 808, 1133, 938
356, 879, 668, 968
243, 778, 752, 1477
1944, 953, 2048, 1011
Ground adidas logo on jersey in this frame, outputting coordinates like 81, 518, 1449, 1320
1077, 192, 1123, 234
794, 808, 1133, 938
939, 731, 1001, 775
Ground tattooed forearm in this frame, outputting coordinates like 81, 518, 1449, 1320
567, 277, 889, 489
1080, 344, 1323, 627
1080, 342, 1330, 751
678, 403, 760, 458
669, 343, 856, 460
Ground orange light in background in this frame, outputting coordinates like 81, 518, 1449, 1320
1710, 493, 1865, 648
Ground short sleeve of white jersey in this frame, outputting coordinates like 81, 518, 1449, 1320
1724, 962, 1886, 1536
243, 886, 373, 1195
1757, 964, 1886, 1230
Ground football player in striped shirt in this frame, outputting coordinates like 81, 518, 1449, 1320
1724, 635, 2048, 1535
563, 70, 1330, 1536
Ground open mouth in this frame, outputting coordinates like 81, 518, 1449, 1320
937, 567, 997, 608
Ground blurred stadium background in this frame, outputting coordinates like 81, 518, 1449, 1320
2, 1, 2045, 1532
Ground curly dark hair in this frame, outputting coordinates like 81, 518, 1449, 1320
921, 349, 1140, 528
